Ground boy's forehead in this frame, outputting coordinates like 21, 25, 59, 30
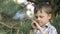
36, 7, 49, 14
35, 10, 48, 16
38, 9, 47, 14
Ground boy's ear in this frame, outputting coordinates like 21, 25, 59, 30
48, 14, 52, 19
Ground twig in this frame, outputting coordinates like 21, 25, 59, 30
0, 22, 18, 30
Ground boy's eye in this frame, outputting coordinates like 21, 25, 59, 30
35, 16, 38, 19
39, 16, 43, 18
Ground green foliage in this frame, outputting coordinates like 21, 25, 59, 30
0, 0, 25, 17
0, 0, 17, 17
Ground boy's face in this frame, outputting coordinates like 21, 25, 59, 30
34, 10, 51, 27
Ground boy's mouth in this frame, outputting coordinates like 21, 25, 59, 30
37, 21, 41, 23
37, 21, 42, 25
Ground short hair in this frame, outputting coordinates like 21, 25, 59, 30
34, 3, 55, 19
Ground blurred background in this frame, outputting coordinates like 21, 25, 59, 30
0, 0, 60, 34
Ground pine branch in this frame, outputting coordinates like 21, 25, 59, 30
0, 22, 18, 30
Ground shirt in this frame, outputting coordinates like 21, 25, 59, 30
33, 22, 57, 34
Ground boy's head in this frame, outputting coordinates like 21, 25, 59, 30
34, 4, 54, 27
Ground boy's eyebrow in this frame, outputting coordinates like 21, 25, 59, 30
35, 15, 45, 17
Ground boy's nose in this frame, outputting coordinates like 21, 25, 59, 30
35, 17, 41, 23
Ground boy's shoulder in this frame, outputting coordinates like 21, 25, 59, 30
48, 23, 57, 31
46, 22, 57, 34
50, 25, 56, 30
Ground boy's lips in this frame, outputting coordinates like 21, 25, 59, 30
37, 21, 42, 24
37, 21, 41, 23
37, 21, 41, 24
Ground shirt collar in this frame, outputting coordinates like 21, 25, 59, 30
43, 22, 51, 28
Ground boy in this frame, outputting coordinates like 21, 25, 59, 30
31, 3, 57, 34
